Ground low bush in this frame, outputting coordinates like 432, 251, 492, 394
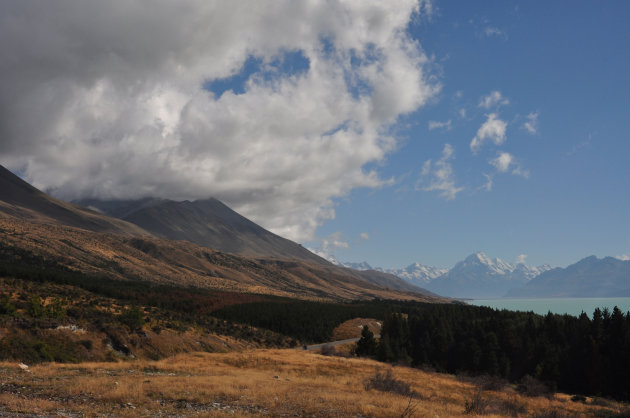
464, 390, 488, 415
364, 368, 415, 398
517, 375, 552, 398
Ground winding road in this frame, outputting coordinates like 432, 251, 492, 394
303, 335, 380, 351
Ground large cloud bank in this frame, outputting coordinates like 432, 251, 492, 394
0, 0, 436, 241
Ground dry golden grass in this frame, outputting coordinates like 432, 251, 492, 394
332, 317, 382, 340
0, 349, 626, 417
0, 216, 440, 303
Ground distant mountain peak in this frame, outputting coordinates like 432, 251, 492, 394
508, 255, 630, 298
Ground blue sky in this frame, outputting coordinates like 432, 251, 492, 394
1, 1, 628, 270
307, 1, 630, 268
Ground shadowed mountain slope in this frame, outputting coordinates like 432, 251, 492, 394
80, 197, 428, 294
80, 197, 325, 263
0, 166, 147, 236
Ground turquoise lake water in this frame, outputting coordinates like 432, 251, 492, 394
468, 298, 630, 317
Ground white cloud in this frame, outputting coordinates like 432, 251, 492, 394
490, 152, 514, 173
489, 151, 530, 179
459, 108, 468, 119
470, 113, 507, 153
309, 231, 350, 262
616, 254, 630, 261
516, 254, 528, 264
483, 27, 507, 39
478, 91, 509, 109
511, 166, 530, 179
359, 232, 370, 241
417, 144, 464, 200
522, 111, 539, 135
481, 173, 493, 192
428, 119, 452, 131
0, 0, 438, 243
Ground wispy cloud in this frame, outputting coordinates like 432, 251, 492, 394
522, 111, 539, 135
470, 113, 507, 153
616, 254, 630, 261
309, 231, 350, 262
567, 133, 593, 156
478, 91, 509, 109
481, 173, 494, 192
428, 119, 452, 131
417, 144, 464, 200
359, 232, 370, 241
490, 151, 530, 178
483, 26, 507, 39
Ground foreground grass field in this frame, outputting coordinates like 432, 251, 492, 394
1, 348, 627, 417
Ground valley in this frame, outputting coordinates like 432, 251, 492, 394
2, 165, 630, 415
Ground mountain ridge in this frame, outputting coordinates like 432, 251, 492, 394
0, 165, 436, 301
506, 255, 630, 297
0, 166, 148, 236
338, 252, 553, 299
78, 197, 327, 263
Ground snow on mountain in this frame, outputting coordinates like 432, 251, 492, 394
336, 260, 447, 286
337, 252, 553, 299
507, 256, 630, 297
425, 252, 553, 298
339, 261, 374, 271
381, 263, 449, 286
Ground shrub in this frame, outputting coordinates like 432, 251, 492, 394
119, 306, 144, 331
498, 395, 527, 417
0, 293, 16, 316
464, 390, 488, 415
79, 339, 93, 350
531, 409, 574, 418
28, 295, 43, 318
320, 344, 336, 356
517, 375, 551, 397
365, 369, 415, 397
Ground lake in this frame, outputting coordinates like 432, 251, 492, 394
468, 297, 630, 317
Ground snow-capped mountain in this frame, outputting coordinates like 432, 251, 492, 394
425, 252, 553, 299
507, 255, 630, 297
380, 263, 449, 286
339, 261, 374, 271
338, 252, 553, 299
336, 261, 447, 286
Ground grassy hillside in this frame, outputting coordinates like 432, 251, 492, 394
0, 216, 437, 302
1, 349, 627, 417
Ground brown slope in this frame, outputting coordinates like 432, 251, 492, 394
80, 197, 434, 296
0, 166, 147, 236
0, 217, 443, 302
0, 165, 440, 301
350, 268, 441, 296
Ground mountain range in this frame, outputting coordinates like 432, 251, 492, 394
423, 252, 553, 299
339, 261, 448, 287
506, 255, 630, 298
340, 253, 554, 299
342, 251, 630, 299
0, 165, 435, 301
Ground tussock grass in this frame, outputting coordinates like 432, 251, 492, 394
0, 350, 627, 417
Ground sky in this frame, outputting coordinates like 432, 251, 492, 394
0, 1, 628, 269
